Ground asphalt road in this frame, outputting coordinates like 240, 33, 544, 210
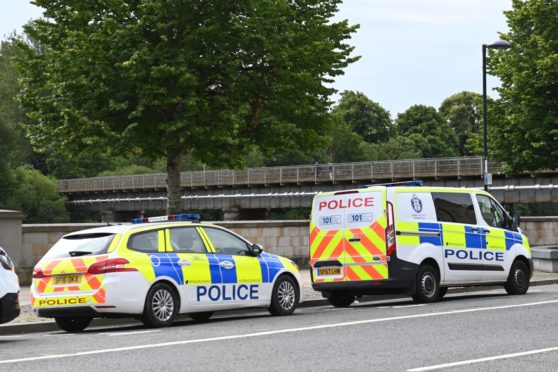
1, 285, 558, 372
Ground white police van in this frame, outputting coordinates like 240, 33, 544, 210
310, 182, 532, 305
0, 247, 20, 324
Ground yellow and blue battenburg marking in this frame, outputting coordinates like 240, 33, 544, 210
146, 252, 285, 285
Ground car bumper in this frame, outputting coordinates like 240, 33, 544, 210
0, 292, 20, 324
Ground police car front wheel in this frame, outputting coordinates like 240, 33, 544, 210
142, 282, 179, 328
505, 260, 530, 295
269, 275, 299, 316
55, 317, 92, 333
412, 265, 440, 303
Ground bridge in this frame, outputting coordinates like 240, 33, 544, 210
57, 156, 558, 220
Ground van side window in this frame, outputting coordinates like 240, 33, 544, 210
432, 192, 476, 225
476, 194, 508, 229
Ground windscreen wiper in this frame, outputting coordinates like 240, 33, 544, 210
68, 251, 92, 257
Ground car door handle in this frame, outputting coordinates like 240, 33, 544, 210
219, 261, 235, 269
349, 237, 361, 242
178, 260, 192, 267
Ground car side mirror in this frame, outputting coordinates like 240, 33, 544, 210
251, 244, 263, 257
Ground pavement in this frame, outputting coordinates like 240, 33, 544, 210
2, 269, 558, 335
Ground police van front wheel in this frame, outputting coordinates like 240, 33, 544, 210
412, 265, 440, 303
269, 275, 299, 316
142, 282, 179, 328
505, 260, 530, 295
55, 317, 92, 332
327, 293, 355, 307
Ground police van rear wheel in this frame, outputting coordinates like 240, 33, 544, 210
188, 312, 213, 322
142, 282, 178, 328
505, 260, 530, 295
269, 275, 299, 316
412, 265, 440, 303
55, 317, 92, 333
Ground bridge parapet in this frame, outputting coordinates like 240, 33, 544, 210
58, 156, 496, 194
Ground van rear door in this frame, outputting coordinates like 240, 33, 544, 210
310, 188, 388, 283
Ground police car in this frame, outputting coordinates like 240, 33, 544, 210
31, 215, 302, 332
0, 246, 20, 324
310, 182, 532, 305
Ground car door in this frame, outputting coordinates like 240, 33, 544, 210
165, 226, 214, 312
433, 192, 485, 284
475, 194, 513, 282
198, 227, 266, 309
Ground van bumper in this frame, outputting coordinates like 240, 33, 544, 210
312, 258, 419, 295
0, 292, 20, 324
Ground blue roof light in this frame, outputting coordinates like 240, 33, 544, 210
131, 213, 201, 224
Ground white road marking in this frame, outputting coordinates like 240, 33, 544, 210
377, 304, 426, 309
1, 299, 557, 365
100, 330, 161, 337
408, 346, 558, 371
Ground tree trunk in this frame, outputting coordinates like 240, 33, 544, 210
166, 147, 183, 215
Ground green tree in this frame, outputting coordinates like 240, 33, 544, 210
490, 0, 558, 172
332, 91, 393, 144
395, 105, 459, 158
438, 91, 483, 156
4, 166, 69, 223
17, 0, 358, 214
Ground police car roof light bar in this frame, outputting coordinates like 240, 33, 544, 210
365, 180, 424, 188
131, 213, 201, 224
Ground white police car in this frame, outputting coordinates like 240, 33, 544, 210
32, 215, 302, 332
0, 246, 20, 324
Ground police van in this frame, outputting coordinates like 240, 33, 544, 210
0, 246, 20, 324
309, 182, 532, 306
31, 215, 302, 332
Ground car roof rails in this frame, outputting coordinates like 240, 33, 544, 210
365, 180, 424, 188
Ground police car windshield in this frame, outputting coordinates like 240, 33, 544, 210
44, 233, 115, 259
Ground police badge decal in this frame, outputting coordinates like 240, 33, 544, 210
411, 194, 423, 214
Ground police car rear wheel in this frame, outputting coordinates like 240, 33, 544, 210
412, 265, 440, 303
188, 312, 213, 322
269, 275, 298, 316
54, 317, 92, 333
142, 283, 178, 328
505, 260, 530, 295
327, 292, 355, 308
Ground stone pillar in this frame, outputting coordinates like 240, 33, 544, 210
101, 210, 116, 223
223, 207, 240, 221
0, 209, 25, 281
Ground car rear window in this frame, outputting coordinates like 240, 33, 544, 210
43, 233, 115, 259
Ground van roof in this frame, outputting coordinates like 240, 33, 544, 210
315, 186, 490, 197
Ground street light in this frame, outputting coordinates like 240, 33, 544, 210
483, 39, 512, 190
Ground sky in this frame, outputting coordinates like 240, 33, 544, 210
0, 0, 512, 117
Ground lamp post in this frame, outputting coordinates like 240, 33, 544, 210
482, 39, 511, 190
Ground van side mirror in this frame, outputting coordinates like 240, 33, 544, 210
251, 244, 263, 257
512, 212, 521, 229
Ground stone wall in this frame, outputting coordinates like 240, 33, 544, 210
520, 216, 558, 246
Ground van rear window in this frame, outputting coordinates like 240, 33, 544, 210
432, 192, 476, 225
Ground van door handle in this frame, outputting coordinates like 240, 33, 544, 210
349, 237, 361, 242
219, 261, 235, 269
484, 229, 490, 234
178, 260, 192, 267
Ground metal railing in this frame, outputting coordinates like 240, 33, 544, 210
57, 156, 502, 193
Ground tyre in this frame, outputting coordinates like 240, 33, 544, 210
54, 317, 92, 333
327, 292, 355, 308
188, 312, 213, 322
504, 260, 530, 295
439, 287, 448, 299
268, 275, 299, 316
141, 282, 179, 328
412, 264, 440, 303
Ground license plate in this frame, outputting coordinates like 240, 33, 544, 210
53, 275, 81, 285
318, 267, 341, 276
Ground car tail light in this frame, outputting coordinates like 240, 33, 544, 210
32, 266, 44, 278
87, 258, 137, 275
386, 201, 396, 256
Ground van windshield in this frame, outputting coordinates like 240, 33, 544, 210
44, 233, 115, 259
